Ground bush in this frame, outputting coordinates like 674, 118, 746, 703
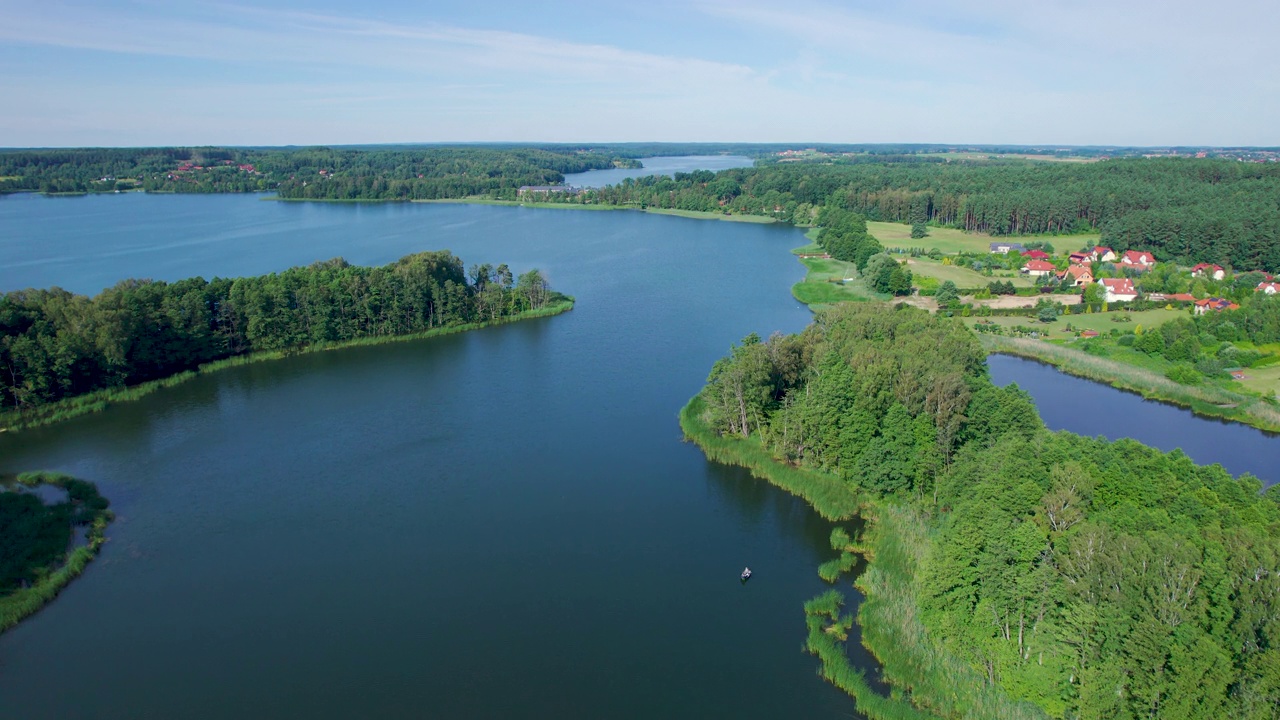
1165, 362, 1202, 385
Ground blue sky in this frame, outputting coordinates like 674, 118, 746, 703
1, 0, 1276, 146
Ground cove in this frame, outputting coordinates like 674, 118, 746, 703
988, 354, 1280, 487
0, 193, 864, 719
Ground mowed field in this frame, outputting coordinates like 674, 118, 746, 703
963, 307, 1189, 334
905, 257, 1034, 288
868, 221, 1101, 257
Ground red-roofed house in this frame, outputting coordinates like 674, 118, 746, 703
1120, 250, 1156, 271
1194, 297, 1240, 315
1092, 247, 1117, 262
1058, 264, 1094, 287
1258, 282, 1280, 295
1022, 260, 1056, 277
1068, 252, 1093, 265
1191, 263, 1226, 280
1024, 249, 1050, 260
1080, 330, 1100, 338
1166, 293, 1197, 303
1098, 278, 1138, 302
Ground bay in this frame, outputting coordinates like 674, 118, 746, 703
563, 155, 753, 189
0, 193, 862, 719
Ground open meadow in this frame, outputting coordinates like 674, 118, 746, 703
791, 257, 886, 307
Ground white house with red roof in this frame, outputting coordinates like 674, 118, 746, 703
1024, 249, 1050, 260
1098, 278, 1138, 303
1191, 263, 1226, 280
1058, 264, 1094, 287
1194, 298, 1240, 315
1120, 250, 1156, 269
1257, 281, 1280, 295
1022, 259, 1056, 277
1092, 247, 1117, 262
1068, 252, 1093, 266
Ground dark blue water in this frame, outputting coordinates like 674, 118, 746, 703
988, 354, 1280, 487
0, 193, 862, 719
563, 155, 753, 189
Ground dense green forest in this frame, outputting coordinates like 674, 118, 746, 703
0, 146, 621, 198
546, 159, 1280, 273
693, 304, 1280, 719
0, 252, 564, 412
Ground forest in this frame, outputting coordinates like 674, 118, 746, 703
693, 303, 1280, 719
548, 159, 1280, 273
0, 146, 622, 198
0, 251, 564, 412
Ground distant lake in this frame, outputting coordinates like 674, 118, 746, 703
988, 354, 1279, 487
564, 155, 754, 188
0, 193, 859, 719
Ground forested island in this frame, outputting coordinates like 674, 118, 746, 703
0, 472, 112, 634
0, 251, 570, 430
683, 303, 1280, 719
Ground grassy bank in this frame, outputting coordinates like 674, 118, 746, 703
1, 472, 113, 634
791, 255, 886, 309
980, 334, 1280, 433
1, 299, 574, 433
681, 395, 1041, 719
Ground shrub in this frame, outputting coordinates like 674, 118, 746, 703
1165, 362, 1202, 385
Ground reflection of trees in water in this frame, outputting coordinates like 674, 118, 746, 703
701, 458, 865, 566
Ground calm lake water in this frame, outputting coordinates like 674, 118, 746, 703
563, 155, 754, 188
988, 355, 1279, 487
0, 192, 864, 719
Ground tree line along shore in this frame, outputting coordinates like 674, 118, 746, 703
0, 251, 569, 431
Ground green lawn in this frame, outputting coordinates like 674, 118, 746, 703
964, 307, 1188, 335
906, 257, 1034, 288
868, 221, 1101, 258
792, 258, 886, 307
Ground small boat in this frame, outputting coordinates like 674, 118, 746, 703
741, 567, 752, 581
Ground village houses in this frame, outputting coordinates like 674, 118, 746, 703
989, 242, 1026, 255
1194, 298, 1240, 315
1022, 260, 1056, 277
1191, 263, 1226, 280
1098, 278, 1138, 303
1118, 250, 1156, 272
1092, 246, 1117, 262
1058, 264, 1094, 287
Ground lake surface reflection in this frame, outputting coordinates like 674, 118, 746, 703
0, 193, 856, 719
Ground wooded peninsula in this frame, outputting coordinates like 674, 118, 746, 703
0, 251, 569, 430
684, 303, 1280, 719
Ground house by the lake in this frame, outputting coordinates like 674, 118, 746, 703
1098, 278, 1138, 303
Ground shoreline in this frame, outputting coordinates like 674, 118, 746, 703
981, 334, 1280, 434
1, 299, 574, 433
678, 395, 1026, 720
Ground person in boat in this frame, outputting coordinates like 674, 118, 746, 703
742, 567, 751, 576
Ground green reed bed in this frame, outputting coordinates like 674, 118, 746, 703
1, 472, 113, 634
678, 395, 862, 520
852, 506, 1046, 720
0, 299, 574, 433
980, 334, 1280, 432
